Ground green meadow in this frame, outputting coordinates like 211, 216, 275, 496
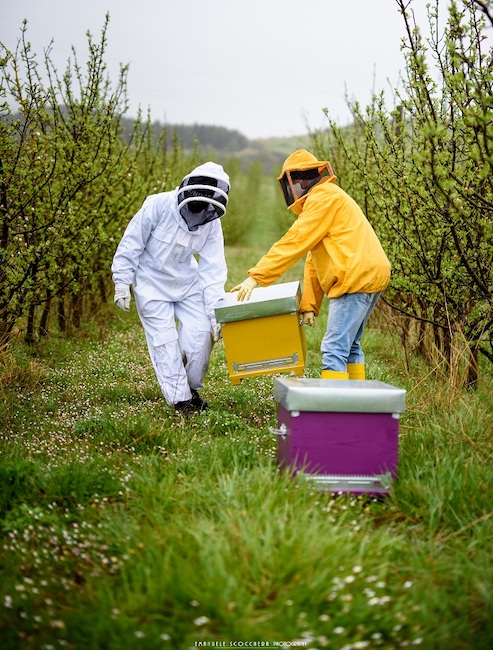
1, 236, 492, 650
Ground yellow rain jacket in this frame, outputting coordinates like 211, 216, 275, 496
248, 150, 391, 316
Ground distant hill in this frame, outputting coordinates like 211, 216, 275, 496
121, 117, 312, 174
231, 134, 313, 174
4, 109, 312, 174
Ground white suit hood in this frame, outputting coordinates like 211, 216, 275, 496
177, 162, 230, 232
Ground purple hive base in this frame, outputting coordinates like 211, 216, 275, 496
276, 405, 399, 494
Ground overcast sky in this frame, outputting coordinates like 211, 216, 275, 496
1, 0, 447, 140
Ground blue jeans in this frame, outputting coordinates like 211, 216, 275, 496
321, 292, 382, 372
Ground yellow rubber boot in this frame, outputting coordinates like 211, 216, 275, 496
347, 363, 366, 380
321, 369, 349, 380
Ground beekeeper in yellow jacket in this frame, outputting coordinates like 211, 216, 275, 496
231, 149, 390, 380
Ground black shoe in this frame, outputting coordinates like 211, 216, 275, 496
174, 399, 195, 415
191, 389, 208, 411
174, 391, 208, 415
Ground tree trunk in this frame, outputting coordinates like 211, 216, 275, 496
25, 303, 36, 344
71, 291, 82, 329
39, 299, 51, 337
58, 294, 66, 332
467, 347, 479, 390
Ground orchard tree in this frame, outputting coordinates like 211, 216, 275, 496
317, 0, 493, 388
0, 15, 178, 345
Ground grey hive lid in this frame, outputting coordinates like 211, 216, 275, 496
215, 281, 302, 323
274, 377, 406, 413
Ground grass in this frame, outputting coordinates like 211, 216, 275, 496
1, 219, 493, 648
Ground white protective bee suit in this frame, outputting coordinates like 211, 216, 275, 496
111, 162, 229, 407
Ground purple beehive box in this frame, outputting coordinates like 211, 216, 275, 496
273, 377, 406, 494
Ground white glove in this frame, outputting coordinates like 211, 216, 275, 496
302, 311, 315, 327
114, 284, 131, 312
230, 276, 257, 301
211, 318, 222, 342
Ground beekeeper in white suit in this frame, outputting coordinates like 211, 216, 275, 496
111, 161, 230, 414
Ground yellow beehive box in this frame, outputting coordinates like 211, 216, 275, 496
214, 281, 307, 385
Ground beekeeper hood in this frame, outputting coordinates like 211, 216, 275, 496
278, 149, 335, 209
177, 161, 230, 232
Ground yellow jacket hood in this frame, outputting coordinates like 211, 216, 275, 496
278, 149, 331, 178
278, 150, 336, 212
